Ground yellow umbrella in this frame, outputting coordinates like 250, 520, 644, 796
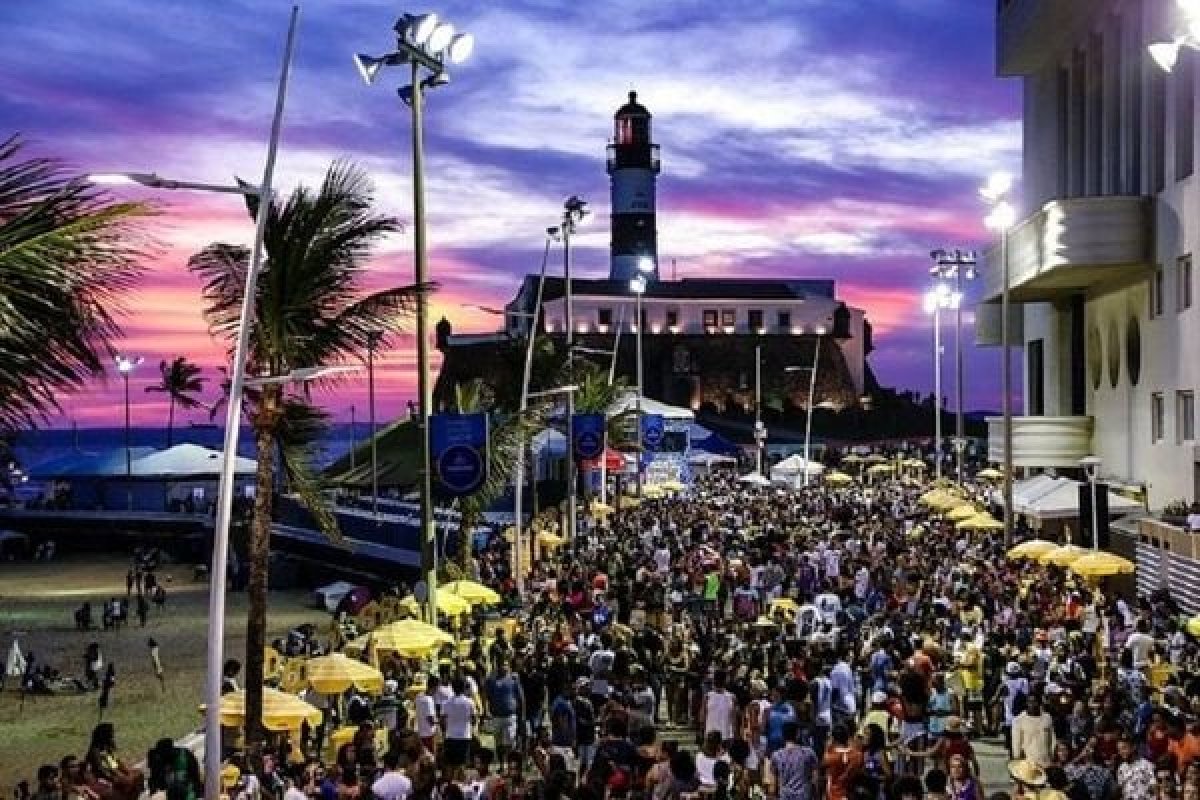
1038, 544, 1089, 566
768, 597, 799, 615
203, 688, 322, 732
866, 464, 894, 475
907, 524, 927, 539
1186, 616, 1200, 638
660, 479, 686, 492
304, 653, 385, 695
537, 530, 566, 549
929, 494, 967, 511
956, 513, 1004, 531
1006, 540, 1059, 560
976, 468, 1004, 480
902, 458, 927, 469
443, 579, 502, 606
919, 488, 962, 506
400, 593, 471, 617
345, 619, 455, 659
825, 471, 854, 485
1069, 552, 1135, 578
841, 454, 863, 464
588, 501, 614, 516
864, 454, 888, 464
642, 486, 666, 499
945, 504, 978, 521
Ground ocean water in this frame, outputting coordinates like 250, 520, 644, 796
10, 424, 359, 470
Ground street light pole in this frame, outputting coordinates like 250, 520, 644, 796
349, 405, 357, 471
803, 328, 824, 486
754, 345, 763, 476
115, 354, 142, 510
931, 249, 977, 483
1080, 455, 1102, 550
633, 280, 644, 494
983, 174, 1017, 547
559, 197, 587, 544
512, 234, 554, 595
366, 330, 381, 519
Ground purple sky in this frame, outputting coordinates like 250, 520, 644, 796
0, 0, 1021, 427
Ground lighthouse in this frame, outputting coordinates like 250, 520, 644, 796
607, 91, 661, 282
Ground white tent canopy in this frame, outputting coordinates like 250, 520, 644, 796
1019, 477, 1142, 521
688, 452, 737, 467
132, 443, 256, 477
606, 393, 694, 421
738, 472, 770, 486
771, 455, 825, 476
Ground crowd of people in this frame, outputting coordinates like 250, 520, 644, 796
12, 466, 1200, 800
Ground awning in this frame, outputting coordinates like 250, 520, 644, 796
1016, 476, 1143, 520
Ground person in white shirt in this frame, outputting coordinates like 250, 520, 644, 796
1010, 693, 1055, 767
1124, 620, 1157, 668
371, 751, 412, 800
830, 653, 858, 727
440, 677, 476, 768
415, 676, 440, 751
701, 670, 737, 741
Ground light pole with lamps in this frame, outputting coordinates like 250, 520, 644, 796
923, 284, 962, 482
785, 326, 826, 486
355, 9, 474, 624
114, 354, 143, 510
1080, 455, 1103, 550
983, 172, 1017, 546
558, 197, 587, 543
94, 12, 297, 790
365, 330, 382, 519
630, 255, 655, 489
930, 248, 977, 482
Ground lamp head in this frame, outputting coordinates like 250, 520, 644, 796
1078, 455, 1102, 478
395, 12, 440, 46
114, 354, 143, 374
447, 32, 474, 64
984, 200, 1017, 232
426, 22, 455, 54
630, 276, 647, 295
637, 256, 656, 274
353, 53, 388, 85
814, 325, 827, 336
1149, 40, 1182, 73
980, 171, 1014, 202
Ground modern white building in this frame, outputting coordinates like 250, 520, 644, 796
981, 0, 1199, 509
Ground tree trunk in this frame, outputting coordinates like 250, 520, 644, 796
243, 399, 278, 753
166, 396, 175, 448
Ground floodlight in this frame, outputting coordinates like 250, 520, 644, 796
985, 201, 1017, 232
637, 256, 655, 273
630, 276, 647, 295
354, 53, 388, 85
1149, 41, 1182, 73
447, 33, 474, 64
980, 172, 1014, 202
427, 22, 455, 53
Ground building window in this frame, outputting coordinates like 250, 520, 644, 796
1178, 391, 1196, 443
748, 309, 764, 331
778, 311, 791, 330
1178, 255, 1193, 312
721, 310, 736, 328
1176, 50, 1195, 181
597, 308, 612, 327
665, 309, 679, 329
1152, 393, 1165, 443
1152, 267, 1165, 317
1027, 339, 1045, 415
703, 309, 718, 329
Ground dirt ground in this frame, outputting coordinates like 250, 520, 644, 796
0, 555, 320, 794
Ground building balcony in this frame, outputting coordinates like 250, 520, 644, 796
980, 196, 1153, 304
996, 0, 1077, 77
987, 415, 1093, 468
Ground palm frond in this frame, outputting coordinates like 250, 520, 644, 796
0, 134, 154, 430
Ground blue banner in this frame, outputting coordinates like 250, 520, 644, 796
572, 413, 606, 460
430, 412, 488, 497
641, 413, 665, 451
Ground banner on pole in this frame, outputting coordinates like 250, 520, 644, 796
430, 412, 488, 497
640, 413, 665, 452
572, 413, 606, 460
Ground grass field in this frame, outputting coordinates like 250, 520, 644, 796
0, 555, 320, 794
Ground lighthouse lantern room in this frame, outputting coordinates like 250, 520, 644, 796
607, 91, 661, 282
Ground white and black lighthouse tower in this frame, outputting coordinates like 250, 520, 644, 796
607, 91, 661, 282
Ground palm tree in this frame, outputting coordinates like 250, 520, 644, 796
0, 135, 151, 431
144, 356, 206, 446
446, 379, 545, 572
189, 161, 418, 748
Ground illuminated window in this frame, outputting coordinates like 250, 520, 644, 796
721, 310, 736, 328
665, 309, 679, 329
703, 309, 718, 329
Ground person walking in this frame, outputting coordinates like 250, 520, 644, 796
98, 664, 115, 720
147, 638, 164, 692
765, 721, 819, 800
440, 677, 476, 770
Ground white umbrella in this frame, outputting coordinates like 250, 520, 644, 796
738, 472, 771, 486
5, 638, 25, 678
